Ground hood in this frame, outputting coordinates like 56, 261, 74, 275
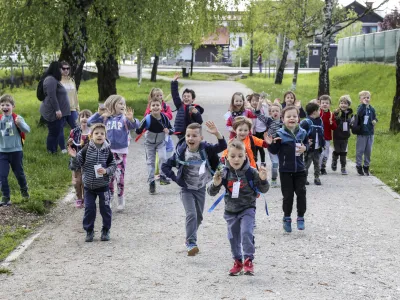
88, 139, 111, 151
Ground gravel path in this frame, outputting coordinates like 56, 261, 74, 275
1, 80, 400, 300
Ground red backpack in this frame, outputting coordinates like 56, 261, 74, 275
0, 113, 25, 146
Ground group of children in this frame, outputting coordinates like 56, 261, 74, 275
0, 75, 378, 276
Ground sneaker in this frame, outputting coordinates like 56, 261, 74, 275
363, 166, 370, 176
270, 179, 279, 188
314, 178, 321, 185
85, 230, 94, 242
101, 228, 110, 241
341, 168, 348, 175
117, 196, 125, 210
186, 244, 199, 256
75, 199, 83, 208
297, 217, 305, 230
356, 166, 364, 176
149, 181, 156, 195
229, 259, 243, 276
320, 168, 327, 175
21, 189, 30, 199
331, 161, 337, 171
0, 197, 11, 207
243, 258, 254, 275
283, 217, 292, 233
159, 175, 171, 185
61, 149, 68, 154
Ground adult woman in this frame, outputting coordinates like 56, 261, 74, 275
257, 53, 262, 73
39, 61, 70, 154
60, 61, 79, 129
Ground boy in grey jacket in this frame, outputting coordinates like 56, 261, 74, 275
68, 123, 117, 242
208, 139, 269, 276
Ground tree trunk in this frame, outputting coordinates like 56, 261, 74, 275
318, 0, 333, 96
390, 42, 400, 132
249, 32, 254, 76
275, 36, 289, 84
190, 44, 194, 76
291, 47, 301, 91
96, 56, 118, 102
150, 55, 159, 82
137, 44, 143, 86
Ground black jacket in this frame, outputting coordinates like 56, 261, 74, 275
333, 108, 353, 140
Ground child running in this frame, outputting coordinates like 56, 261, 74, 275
319, 95, 337, 175
68, 123, 117, 242
267, 106, 308, 233
67, 109, 92, 208
136, 95, 174, 194
208, 139, 269, 276
88, 95, 140, 211
226, 92, 256, 139
332, 95, 353, 175
171, 73, 204, 139
0, 94, 30, 206
162, 121, 227, 256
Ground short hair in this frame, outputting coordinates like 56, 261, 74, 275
359, 91, 371, 98
227, 138, 246, 153
305, 102, 320, 115
232, 116, 252, 131
77, 109, 92, 125
283, 91, 296, 102
148, 87, 163, 101
270, 103, 282, 110
90, 123, 107, 134
104, 95, 125, 116
319, 94, 331, 104
186, 122, 202, 133
281, 106, 299, 118
182, 88, 196, 99
339, 95, 352, 106
0, 94, 15, 106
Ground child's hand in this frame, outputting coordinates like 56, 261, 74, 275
294, 100, 301, 108
173, 72, 180, 81
264, 132, 273, 145
256, 98, 264, 111
274, 98, 281, 104
67, 146, 77, 157
244, 101, 252, 110
372, 120, 377, 126
297, 144, 306, 154
334, 108, 340, 114
163, 128, 169, 134
126, 107, 134, 120
213, 170, 222, 186
258, 166, 267, 181
15, 116, 22, 127
266, 99, 273, 106
97, 168, 107, 175
206, 121, 222, 138
98, 105, 106, 114
191, 107, 198, 114
56, 110, 62, 119
67, 138, 74, 146
308, 138, 313, 146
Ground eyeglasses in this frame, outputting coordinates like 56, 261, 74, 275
62, 67, 70, 70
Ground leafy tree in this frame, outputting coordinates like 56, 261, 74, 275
379, 7, 400, 30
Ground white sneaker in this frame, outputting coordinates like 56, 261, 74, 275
61, 149, 68, 154
117, 196, 125, 211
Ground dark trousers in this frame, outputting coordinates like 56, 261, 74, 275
0, 151, 27, 198
254, 131, 266, 163
47, 117, 66, 153
304, 151, 321, 179
65, 111, 78, 129
280, 171, 307, 217
83, 186, 112, 232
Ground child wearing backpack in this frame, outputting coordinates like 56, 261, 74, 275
136, 96, 174, 194
332, 95, 353, 175
267, 106, 308, 233
171, 73, 204, 140
319, 95, 337, 175
355, 91, 377, 176
161, 121, 227, 256
67, 109, 92, 208
68, 123, 116, 242
0, 94, 30, 206
88, 95, 139, 211
208, 139, 269, 276
300, 102, 325, 186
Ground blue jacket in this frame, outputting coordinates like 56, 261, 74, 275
300, 116, 325, 152
268, 126, 308, 173
357, 104, 377, 136
171, 81, 204, 135
161, 137, 227, 188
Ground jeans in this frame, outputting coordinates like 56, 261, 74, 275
47, 117, 66, 153
83, 186, 112, 232
65, 111, 78, 129
0, 151, 27, 198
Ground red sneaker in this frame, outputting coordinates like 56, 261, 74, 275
229, 259, 243, 276
243, 258, 254, 275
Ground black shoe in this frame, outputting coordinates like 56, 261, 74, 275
149, 181, 156, 194
320, 168, 327, 175
314, 178, 322, 185
356, 166, 364, 176
85, 230, 94, 242
101, 228, 110, 241
331, 161, 337, 171
0, 196, 11, 207
363, 166, 370, 176
21, 189, 30, 199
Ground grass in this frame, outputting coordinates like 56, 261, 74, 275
157, 71, 229, 81
240, 64, 400, 192
0, 227, 31, 261
0, 267, 12, 275
0, 68, 32, 79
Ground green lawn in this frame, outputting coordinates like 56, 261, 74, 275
240, 64, 400, 192
158, 71, 229, 81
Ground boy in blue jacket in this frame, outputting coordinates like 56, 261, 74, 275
171, 73, 204, 139
267, 106, 308, 233
162, 121, 226, 256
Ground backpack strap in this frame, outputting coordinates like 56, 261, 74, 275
249, 135, 256, 158
1, 113, 25, 146
208, 167, 229, 213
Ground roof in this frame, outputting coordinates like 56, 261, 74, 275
202, 27, 230, 45
344, 1, 384, 22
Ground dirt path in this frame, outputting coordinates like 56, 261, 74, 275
1, 80, 400, 300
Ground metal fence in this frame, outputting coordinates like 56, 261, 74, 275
337, 29, 400, 64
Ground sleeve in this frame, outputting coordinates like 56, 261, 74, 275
135, 117, 147, 134
357, 104, 366, 117
163, 104, 173, 120
73, 148, 85, 169
226, 116, 234, 133
144, 106, 151, 116
299, 107, 307, 119
126, 118, 140, 130
207, 182, 223, 196
372, 107, 378, 122
16, 116, 30, 133
191, 111, 203, 124
161, 154, 177, 182
166, 118, 175, 135
330, 113, 338, 131
246, 109, 257, 119
255, 110, 271, 126
88, 112, 104, 126
267, 139, 281, 154
253, 169, 269, 194
171, 81, 182, 110
252, 136, 268, 148
299, 119, 309, 133
44, 77, 60, 112
208, 137, 227, 153
106, 152, 117, 176
302, 132, 309, 151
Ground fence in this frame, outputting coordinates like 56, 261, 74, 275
337, 29, 400, 64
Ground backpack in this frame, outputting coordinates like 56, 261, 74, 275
37, 77, 46, 101
0, 113, 25, 146
350, 114, 362, 135
303, 118, 324, 137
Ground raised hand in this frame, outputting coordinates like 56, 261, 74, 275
274, 98, 281, 104
126, 107, 134, 120
294, 100, 301, 108
256, 98, 264, 111
213, 170, 222, 186
258, 165, 267, 181
173, 72, 180, 81
67, 146, 77, 157
15, 116, 21, 127
264, 132, 273, 145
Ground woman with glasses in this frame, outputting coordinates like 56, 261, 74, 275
60, 61, 79, 129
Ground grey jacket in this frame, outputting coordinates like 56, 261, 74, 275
207, 159, 269, 214
71, 140, 117, 190
40, 76, 70, 122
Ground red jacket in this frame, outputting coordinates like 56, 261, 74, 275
320, 109, 337, 141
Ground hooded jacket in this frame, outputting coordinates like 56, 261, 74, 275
333, 108, 353, 140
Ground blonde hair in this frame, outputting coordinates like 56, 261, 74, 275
227, 138, 245, 153
148, 88, 163, 101
232, 116, 252, 131
149, 96, 162, 105
0, 94, 15, 106
104, 95, 125, 116
339, 95, 352, 106
359, 91, 371, 98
